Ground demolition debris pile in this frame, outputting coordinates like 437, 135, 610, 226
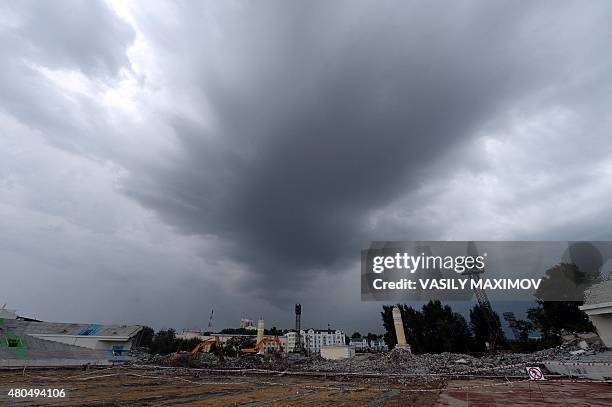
134, 351, 291, 370
134, 338, 610, 377
324, 345, 607, 375
294, 343, 610, 376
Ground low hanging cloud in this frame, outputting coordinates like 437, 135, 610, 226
121, 1, 612, 293
1, 0, 612, 328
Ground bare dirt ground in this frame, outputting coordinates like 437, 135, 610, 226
1, 368, 610, 406
436, 378, 612, 406
0, 367, 442, 406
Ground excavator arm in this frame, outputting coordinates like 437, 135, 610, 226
240, 336, 281, 354
190, 336, 224, 362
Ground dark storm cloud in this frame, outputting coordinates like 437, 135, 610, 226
2, 0, 612, 331
122, 1, 612, 294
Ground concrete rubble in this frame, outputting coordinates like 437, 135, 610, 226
129, 338, 610, 379
292, 345, 610, 376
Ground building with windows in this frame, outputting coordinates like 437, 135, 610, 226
349, 337, 369, 351
320, 345, 355, 360
580, 279, 612, 347
285, 329, 345, 354
177, 329, 204, 340
240, 318, 257, 331
0, 308, 143, 368
369, 338, 388, 352
347, 337, 388, 352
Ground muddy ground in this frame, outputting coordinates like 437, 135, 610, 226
1, 367, 610, 406
0, 367, 443, 406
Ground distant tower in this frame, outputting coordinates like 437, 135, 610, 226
295, 304, 303, 353
392, 306, 411, 352
207, 309, 214, 333
257, 318, 265, 354
257, 318, 265, 343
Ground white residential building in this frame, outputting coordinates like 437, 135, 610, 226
349, 338, 369, 351
178, 329, 204, 340
580, 279, 612, 347
285, 329, 345, 353
240, 318, 257, 331
0, 307, 18, 320
348, 337, 388, 352
370, 338, 388, 352
321, 345, 355, 360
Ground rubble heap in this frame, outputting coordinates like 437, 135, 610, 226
293, 343, 611, 376
131, 333, 610, 376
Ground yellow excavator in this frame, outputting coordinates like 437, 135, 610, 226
190, 335, 224, 362
240, 336, 282, 354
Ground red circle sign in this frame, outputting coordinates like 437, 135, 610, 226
527, 367, 543, 380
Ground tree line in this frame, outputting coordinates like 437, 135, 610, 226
135, 263, 598, 356
382, 263, 596, 354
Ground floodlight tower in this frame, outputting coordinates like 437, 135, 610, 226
207, 309, 214, 333
295, 304, 303, 353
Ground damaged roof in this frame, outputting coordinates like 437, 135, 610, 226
3, 319, 142, 338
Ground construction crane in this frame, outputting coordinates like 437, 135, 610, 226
462, 241, 502, 352
240, 336, 282, 354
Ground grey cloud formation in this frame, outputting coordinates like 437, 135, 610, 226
1, 0, 612, 331
5, 0, 134, 76
124, 1, 612, 295
0, 0, 135, 157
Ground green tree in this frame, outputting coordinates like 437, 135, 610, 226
149, 329, 176, 355
422, 300, 472, 353
469, 304, 506, 351
136, 326, 154, 348
446, 311, 472, 353
381, 305, 398, 349
381, 301, 473, 353
224, 336, 256, 356
527, 263, 597, 339
509, 319, 533, 342
175, 337, 202, 353
220, 328, 254, 335
534, 263, 600, 302
528, 301, 594, 338
351, 332, 362, 339
403, 305, 426, 352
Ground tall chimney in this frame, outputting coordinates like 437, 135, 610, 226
392, 306, 411, 352
256, 318, 265, 354
257, 318, 265, 344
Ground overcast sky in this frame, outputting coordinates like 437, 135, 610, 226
1, 0, 612, 334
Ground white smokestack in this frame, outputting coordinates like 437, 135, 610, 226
392, 306, 411, 352
257, 318, 264, 344
256, 318, 265, 354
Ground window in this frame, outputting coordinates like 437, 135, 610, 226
111, 345, 125, 356
7, 338, 22, 347
79, 325, 100, 336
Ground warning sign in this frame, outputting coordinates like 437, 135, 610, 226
526, 366, 545, 381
